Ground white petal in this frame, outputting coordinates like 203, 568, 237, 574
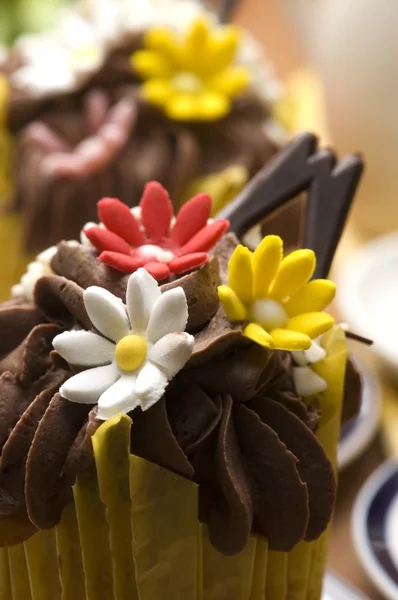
126, 268, 161, 334
291, 351, 308, 367
304, 341, 327, 364
97, 374, 139, 420
148, 333, 194, 378
53, 330, 115, 366
84, 286, 129, 342
293, 366, 327, 398
145, 287, 188, 344
60, 363, 119, 404
135, 362, 168, 411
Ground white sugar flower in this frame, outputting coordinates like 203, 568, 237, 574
12, 7, 112, 95
53, 268, 194, 420
291, 338, 328, 397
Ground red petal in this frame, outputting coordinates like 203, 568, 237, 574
85, 227, 131, 255
143, 261, 170, 281
169, 253, 208, 274
140, 182, 173, 242
98, 251, 142, 273
98, 197, 145, 246
170, 193, 211, 246
179, 220, 230, 254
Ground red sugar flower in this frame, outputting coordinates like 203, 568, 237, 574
84, 182, 230, 281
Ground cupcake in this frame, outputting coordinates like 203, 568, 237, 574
0, 133, 363, 599
0, 0, 284, 300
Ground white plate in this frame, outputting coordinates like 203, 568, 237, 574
323, 572, 369, 599
337, 232, 398, 373
338, 359, 381, 470
352, 460, 398, 600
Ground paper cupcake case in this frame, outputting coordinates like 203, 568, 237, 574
0, 326, 346, 600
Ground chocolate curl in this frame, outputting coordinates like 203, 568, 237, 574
217, 132, 364, 278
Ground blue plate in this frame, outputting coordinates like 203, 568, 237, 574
353, 460, 398, 600
338, 359, 381, 470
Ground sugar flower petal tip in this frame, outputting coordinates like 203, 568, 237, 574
217, 236, 336, 352
130, 18, 251, 122
83, 182, 229, 280
53, 268, 194, 420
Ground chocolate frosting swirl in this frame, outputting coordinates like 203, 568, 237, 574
0, 230, 346, 555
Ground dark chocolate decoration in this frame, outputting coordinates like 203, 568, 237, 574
345, 331, 373, 346
215, 0, 241, 23
234, 403, 309, 552
248, 396, 335, 541
218, 132, 364, 278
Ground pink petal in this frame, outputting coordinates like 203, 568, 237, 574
170, 193, 212, 246
179, 220, 230, 255
98, 251, 142, 273
143, 261, 170, 281
85, 226, 132, 255
169, 253, 208, 274
140, 182, 173, 243
98, 198, 145, 246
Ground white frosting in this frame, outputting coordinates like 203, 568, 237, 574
11, 241, 79, 301
11, 246, 57, 301
291, 337, 328, 397
9, 0, 283, 109
53, 268, 194, 420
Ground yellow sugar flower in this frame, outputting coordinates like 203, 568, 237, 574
218, 236, 336, 351
130, 18, 251, 122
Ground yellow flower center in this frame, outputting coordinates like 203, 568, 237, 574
250, 299, 288, 330
172, 72, 203, 94
115, 335, 147, 372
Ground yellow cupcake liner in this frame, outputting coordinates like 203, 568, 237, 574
0, 327, 346, 600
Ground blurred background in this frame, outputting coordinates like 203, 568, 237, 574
2, 1, 398, 598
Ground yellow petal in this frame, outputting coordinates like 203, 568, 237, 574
270, 328, 311, 351
144, 27, 179, 66
252, 235, 283, 299
287, 312, 334, 338
130, 49, 172, 79
218, 285, 248, 321
208, 66, 251, 98
206, 26, 240, 74
141, 79, 173, 108
165, 92, 198, 121
243, 322, 274, 349
269, 249, 316, 300
197, 90, 230, 121
228, 244, 253, 304
181, 18, 211, 73
284, 279, 336, 317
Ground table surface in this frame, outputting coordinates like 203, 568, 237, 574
232, 2, 392, 598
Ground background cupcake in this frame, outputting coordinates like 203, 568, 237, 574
0, 0, 286, 300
